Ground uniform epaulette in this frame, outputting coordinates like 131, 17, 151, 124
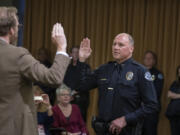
95, 61, 114, 70
132, 60, 146, 69
108, 61, 115, 64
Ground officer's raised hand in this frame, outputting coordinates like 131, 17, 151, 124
109, 116, 127, 134
79, 38, 92, 62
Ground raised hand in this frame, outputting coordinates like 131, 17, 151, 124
79, 38, 92, 62
51, 23, 67, 52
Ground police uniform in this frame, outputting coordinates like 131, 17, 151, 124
166, 81, 180, 135
142, 67, 164, 135
76, 58, 158, 135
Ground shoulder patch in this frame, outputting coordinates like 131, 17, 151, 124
145, 72, 153, 81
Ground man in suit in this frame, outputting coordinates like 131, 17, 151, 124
0, 7, 70, 135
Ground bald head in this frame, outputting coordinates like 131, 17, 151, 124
115, 33, 134, 46
112, 33, 134, 63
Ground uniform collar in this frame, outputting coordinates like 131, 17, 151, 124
114, 58, 133, 68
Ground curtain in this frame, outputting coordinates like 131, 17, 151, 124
24, 0, 180, 135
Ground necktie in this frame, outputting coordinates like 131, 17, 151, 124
102, 64, 121, 121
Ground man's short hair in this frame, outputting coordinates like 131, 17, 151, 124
0, 7, 17, 36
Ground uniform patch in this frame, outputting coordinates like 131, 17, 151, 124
151, 75, 156, 81
126, 72, 134, 80
145, 72, 153, 81
158, 74, 163, 79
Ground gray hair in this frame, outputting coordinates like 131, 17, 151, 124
56, 84, 71, 95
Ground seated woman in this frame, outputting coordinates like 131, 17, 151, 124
52, 84, 88, 135
166, 65, 180, 135
34, 85, 54, 135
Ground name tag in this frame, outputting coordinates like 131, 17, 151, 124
108, 87, 114, 90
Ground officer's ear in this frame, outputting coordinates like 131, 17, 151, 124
129, 45, 134, 53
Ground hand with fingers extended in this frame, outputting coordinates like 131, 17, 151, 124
109, 116, 127, 135
79, 38, 92, 62
51, 23, 67, 52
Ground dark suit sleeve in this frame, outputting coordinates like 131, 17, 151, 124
18, 48, 70, 87
125, 69, 158, 124
75, 62, 98, 91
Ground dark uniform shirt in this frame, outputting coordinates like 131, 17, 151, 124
166, 81, 180, 117
149, 67, 164, 107
76, 58, 158, 125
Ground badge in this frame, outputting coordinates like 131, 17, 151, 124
145, 72, 153, 81
126, 72, 134, 80
158, 73, 163, 79
108, 87, 114, 91
151, 75, 155, 81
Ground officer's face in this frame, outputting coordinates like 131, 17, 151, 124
112, 34, 134, 63
143, 53, 155, 68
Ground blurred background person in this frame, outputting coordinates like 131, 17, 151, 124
142, 50, 164, 135
64, 46, 90, 122
35, 48, 56, 105
52, 84, 88, 135
166, 65, 180, 135
34, 85, 53, 135
37, 48, 52, 68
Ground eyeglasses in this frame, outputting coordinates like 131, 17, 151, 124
60, 94, 71, 97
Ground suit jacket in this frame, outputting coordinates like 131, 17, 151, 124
0, 39, 70, 135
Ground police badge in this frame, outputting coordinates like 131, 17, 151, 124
126, 72, 134, 80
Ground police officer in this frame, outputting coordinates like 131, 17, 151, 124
142, 51, 164, 135
76, 34, 158, 135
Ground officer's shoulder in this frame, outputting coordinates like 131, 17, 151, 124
96, 61, 114, 70
131, 60, 147, 70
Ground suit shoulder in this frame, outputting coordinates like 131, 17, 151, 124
17, 47, 29, 54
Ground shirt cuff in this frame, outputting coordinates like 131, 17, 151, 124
56, 51, 69, 57
125, 113, 136, 125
